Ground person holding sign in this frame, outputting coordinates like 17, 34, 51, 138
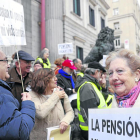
7, 50, 35, 105
29, 68, 74, 140
106, 49, 140, 108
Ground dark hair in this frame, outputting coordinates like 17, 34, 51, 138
31, 68, 54, 94
34, 60, 43, 67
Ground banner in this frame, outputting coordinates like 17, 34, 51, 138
58, 43, 73, 54
0, 0, 26, 46
89, 108, 140, 140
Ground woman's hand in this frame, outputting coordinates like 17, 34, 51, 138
57, 86, 63, 91
54, 88, 65, 99
21, 92, 32, 101
59, 122, 68, 134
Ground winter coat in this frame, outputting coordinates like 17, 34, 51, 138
56, 73, 74, 96
6, 66, 33, 105
0, 79, 35, 140
30, 90, 74, 140
75, 74, 103, 118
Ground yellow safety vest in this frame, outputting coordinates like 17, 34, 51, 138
105, 94, 113, 108
36, 57, 51, 68
77, 81, 107, 131
77, 72, 84, 77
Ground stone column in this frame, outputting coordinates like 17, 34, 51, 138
45, 0, 63, 63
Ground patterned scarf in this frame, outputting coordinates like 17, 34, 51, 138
115, 81, 140, 108
58, 69, 75, 89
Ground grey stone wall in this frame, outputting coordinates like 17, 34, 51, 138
63, 16, 97, 61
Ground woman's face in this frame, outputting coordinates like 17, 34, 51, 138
43, 51, 49, 59
108, 58, 137, 97
49, 75, 57, 89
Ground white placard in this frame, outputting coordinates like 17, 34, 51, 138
58, 43, 73, 54
124, 39, 129, 49
102, 55, 108, 67
0, 0, 26, 46
89, 108, 140, 140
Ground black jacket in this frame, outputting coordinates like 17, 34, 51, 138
56, 73, 74, 96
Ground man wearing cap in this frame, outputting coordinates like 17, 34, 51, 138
56, 59, 77, 97
7, 50, 35, 105
33, 60, 43, 72
75, 61, 110, 140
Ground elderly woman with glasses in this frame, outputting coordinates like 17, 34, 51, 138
36, 48, 51, 68
106, 49, 140, 108
29, 68, 74, 140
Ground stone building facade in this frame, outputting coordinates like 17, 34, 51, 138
106, 0, 140, 54
0, 0, 41, 61
1, 0, 109, 64
46, 0, 110, 63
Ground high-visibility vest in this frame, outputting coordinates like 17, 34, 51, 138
77, 81, 107, 131
105, 94, 113, 108
77, 72, 84, 77
36, 57, 51, 68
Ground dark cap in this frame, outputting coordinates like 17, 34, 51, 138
34, 60, 43, 67
14, 50, 35, 61
88, 61, 106, 72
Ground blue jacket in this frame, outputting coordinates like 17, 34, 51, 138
0, 79, 35, 140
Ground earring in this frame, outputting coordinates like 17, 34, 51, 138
135, 78, 139, 82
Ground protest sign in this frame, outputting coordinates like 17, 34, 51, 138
58, 43, 73, 54
89, 108, 140, 140
102, 55, 108, 67
124, 39, 129, 49
0, 0, 26, 46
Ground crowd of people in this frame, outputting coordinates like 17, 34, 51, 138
0, 48, 140, 140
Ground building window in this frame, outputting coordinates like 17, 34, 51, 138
113, 8, 119, 15
101, 17, 105, 29
76, 46, 83, 62
73, 0, 81, 16
114, 36, 120, 48
89, 6, 95, 27
114, 22, 120, 30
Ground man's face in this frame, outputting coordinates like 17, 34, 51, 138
17, 59, 32, 75
0, 51, 10, 80
75, 59, 82, 71
64, 67, 74, 75
94, 70, 103, 81
34, 64, 42, 72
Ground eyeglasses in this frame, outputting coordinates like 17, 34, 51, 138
0, 59, 8, 63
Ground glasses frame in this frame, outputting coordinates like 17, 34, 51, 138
0, 59, 8, 63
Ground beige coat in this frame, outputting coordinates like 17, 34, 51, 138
30, 90, 74, 140
112, 93, 140, 108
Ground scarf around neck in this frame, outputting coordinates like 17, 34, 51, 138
58, 69, 75, 89
115, 81, 140, 108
